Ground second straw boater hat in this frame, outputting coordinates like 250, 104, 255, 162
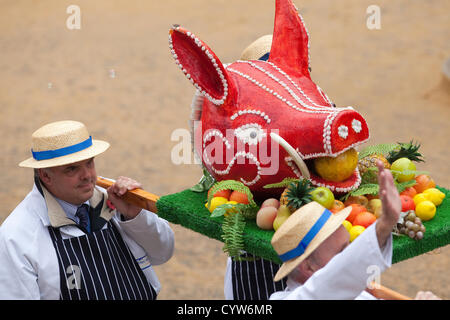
19, 120, 110, 169
271, 201, 352, 282
240, 34, 273, 61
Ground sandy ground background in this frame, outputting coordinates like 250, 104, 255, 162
1, 0, 449, 299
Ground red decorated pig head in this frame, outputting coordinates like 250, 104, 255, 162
169, 0, 370, 198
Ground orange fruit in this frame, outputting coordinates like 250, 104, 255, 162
346, 204, 367, 224
413, 174, 436, 194
330, 200, 345, 213
400, 187, 417, 199
229, 190, 249, 204
208, 188, 232, 200
352, 212, 377, 228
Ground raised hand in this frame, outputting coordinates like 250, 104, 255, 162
375, 160, 402, 248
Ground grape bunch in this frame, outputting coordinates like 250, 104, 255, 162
396, 211, 426, 240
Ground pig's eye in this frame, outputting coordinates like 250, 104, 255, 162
234, 124, 266, 145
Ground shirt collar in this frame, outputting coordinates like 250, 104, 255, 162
33, 178, 114, 228
55, 198, 90, 224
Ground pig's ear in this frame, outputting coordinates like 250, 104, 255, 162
169, 25, 234, 106
269, 0, 311, 79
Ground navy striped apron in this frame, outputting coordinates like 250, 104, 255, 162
48, 220, 157, 300
231, 252, 287, 300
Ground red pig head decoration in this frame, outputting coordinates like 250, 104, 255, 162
169, 0, 370, 198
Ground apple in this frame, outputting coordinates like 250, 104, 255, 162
390, 158, 416, 182
367, 199, 382, 214
256, 206, 278, 230
310, 187, 335, 209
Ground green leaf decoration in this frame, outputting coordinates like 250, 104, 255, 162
342, 177, 418, 201
190, 167, 216, 192
358, 143, 399, 160
263, 177, 300, 189
221, 212, 247, 260
394, 180, 417, 193
207, 180, 255, 204
210, 203, 248, 218
343, 183, 380, 201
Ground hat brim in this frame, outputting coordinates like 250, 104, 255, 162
273, 206, 352, 282
240, 34, 273, 61
19, 139, 110, 169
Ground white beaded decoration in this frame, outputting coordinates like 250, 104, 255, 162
352, 119, 362, 133
205, 150, 262, 186
338, 125, 349, 139
322, 111, 339, 154
202, 129, 231, 150
230, 109, 271, 124
169, 26, 228, 106
234, 123, 266, 146
235, 60, 333, 111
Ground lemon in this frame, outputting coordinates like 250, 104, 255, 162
224, 200, 239, 216
349, 225, 365, 242
206, 196, 228, 213
413, 193, 428, 206
423, 188, 445, 206
415, 200, 436, 221
342, 220, 352, 233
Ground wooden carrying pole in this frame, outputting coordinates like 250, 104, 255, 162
96, 177, 412, 300
96, 176, 159, 214
366, 282, 412, 300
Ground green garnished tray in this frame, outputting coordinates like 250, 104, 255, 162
156, 186, 450, 264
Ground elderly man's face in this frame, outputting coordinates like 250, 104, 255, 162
39, 158, 97, 205
311, 225, 350, 268
293, 225, 350, 283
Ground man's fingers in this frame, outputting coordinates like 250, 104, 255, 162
110, 176, 142, 196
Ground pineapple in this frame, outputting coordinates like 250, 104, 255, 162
358, 154, 390, 177
386, 140, 424, 164
280, 179, 314, 213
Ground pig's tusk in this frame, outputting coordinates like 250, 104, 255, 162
270, 132, 310, 179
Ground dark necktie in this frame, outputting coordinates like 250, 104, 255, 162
76, 204, 91, 233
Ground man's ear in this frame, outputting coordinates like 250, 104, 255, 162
38, 168, 52, 186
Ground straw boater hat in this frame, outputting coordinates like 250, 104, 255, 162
19, 120, 110, 169
271, 201, 352, 282
239, 34, 272, 61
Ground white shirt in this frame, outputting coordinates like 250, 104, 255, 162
0, 183, 175, 300
269, 222, 392, 300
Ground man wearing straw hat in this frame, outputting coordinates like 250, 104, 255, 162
270, 160, 441, 300
0, 120, 174, 300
